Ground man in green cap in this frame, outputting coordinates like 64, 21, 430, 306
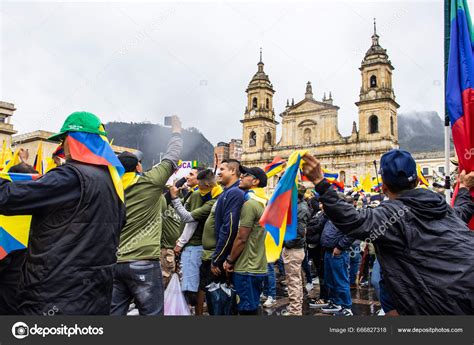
0, 111, 126, 315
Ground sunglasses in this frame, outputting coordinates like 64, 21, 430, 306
242, 172, 256, 179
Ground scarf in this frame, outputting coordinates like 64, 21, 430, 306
245, 187, 269, 206
122, 172, 140, 190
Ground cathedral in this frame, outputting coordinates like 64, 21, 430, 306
240, 22, 399, 189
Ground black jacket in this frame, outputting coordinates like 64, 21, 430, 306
320, 219, 356, 250
284, 200, 310, 249
315, 180, 474, 315
306, 212, 327, 246
0, 162, 125, 315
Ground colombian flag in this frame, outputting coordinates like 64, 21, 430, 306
0, 172, 39, 259
446, 0, 474, 229
361, 173, 372, 193
67, 131, 125, 202
33, 141, 44, 175
260, 150, 307, 262
416, 164, 429, 186
264, 156, 286, 178
323, 168, 344, 192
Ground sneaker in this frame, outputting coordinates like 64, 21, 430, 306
321, 301, 342, 313
360, 280, 369, 287
305, 282, 314, 292
263, 296, 276, 308
260, 293, 267, 302
312, 277, 320, 285
334, 308, 353, 316
280, 308, 291, 316
377, 308, 385, 316
308, 298, 329, 309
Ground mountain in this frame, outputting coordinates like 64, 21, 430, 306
106, 122, 214, 170
397, 111, 452, 153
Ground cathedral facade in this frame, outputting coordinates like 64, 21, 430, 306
240, 24, 399, 189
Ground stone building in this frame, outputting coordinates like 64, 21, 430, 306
239, 23, 401, 189
0, 102, 17, 147
214, 139, 243, 166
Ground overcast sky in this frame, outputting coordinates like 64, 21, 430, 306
0, 0, 458, 145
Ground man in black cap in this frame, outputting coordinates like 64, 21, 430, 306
302, 149, 474, 315
223, 166, 268, 315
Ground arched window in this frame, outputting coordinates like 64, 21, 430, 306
339, 171, 346, 185
369, 115, 379, 134
265, 132, 272, 145
266, 98, 270, 109
249, 131, 257, 147
390, 116, 394, 136
303, 128, 311, 145
370, 75, 377, 88
252, 97, 258, 109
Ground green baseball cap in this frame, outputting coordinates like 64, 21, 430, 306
48, 111, 107, 142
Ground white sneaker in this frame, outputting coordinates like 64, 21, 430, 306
263, 296, 276, 308
321, 301, 342, 313
312, 277, 319, 285
334, 308, 353, 316
260, 293, 267, 302
377, 308, 385, 316
305, 282, 314, 292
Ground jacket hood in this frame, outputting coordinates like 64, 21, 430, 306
396, 188, 448, 220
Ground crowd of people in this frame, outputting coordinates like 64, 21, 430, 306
0, 111, 473, 316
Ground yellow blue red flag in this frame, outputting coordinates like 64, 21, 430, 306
260, 150, 307, 262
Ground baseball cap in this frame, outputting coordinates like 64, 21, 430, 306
379, 149, 417, 188
48, 111, 107, 142
239, 165, 267, 187
118, 151, 140, 172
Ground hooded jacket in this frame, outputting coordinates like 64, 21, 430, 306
315, 180, 474, 315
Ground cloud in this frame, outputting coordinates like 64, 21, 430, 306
1, 1, 446, 145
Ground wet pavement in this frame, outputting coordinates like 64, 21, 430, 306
259, 280, 380, 316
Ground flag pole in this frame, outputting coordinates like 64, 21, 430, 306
444, 0, 451, 204
373, 160, 380, 196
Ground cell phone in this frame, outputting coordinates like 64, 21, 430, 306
164, 116, 173, 126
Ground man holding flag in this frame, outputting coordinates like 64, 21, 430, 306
302, 149, 474, 315
0, 111, 126, 315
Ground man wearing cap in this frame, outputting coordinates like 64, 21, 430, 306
223, 166, 268, 315
302, 149, 474, 315
0, 111, 126, 315
110, 116, 182, 316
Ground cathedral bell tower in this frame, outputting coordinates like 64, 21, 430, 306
241, 49, 278, 154
356, 19, 399, 143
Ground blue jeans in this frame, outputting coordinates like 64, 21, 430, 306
180, 245, 203, 292
233, 273, 265, 313
263, 263, 276, 298
110, 260, 164, 315
324, 251, 351, 309
302, 249, 312, 284
371, 258, 381, 299
277, 255, 285, 277
349, 251, 361, 285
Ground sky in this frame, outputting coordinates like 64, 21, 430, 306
0, 0, 455, 145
